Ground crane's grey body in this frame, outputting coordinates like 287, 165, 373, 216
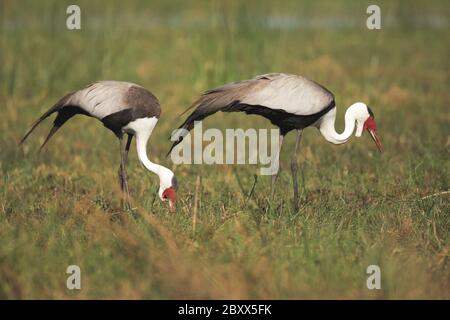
170, 73, 335, 152
170, 73, 338, 211
213, 73, 335, 116
19, 81, 164, 205
20, 81, 161, 147
68, 81, 160, 131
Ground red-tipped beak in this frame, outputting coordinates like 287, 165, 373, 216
368, 129, 383, 152
168, 200, 176, 212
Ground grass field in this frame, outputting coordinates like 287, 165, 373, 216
0, 0, 449, 299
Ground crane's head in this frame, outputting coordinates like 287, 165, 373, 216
353, 102, 383, 152
158, 168, 177, 212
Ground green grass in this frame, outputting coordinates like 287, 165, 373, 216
0, 0, 449, 299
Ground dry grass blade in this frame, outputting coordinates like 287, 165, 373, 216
421, 190, 450, 200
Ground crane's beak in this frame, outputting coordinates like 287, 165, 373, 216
368, 129, 383, 152
168, 199, 176, 212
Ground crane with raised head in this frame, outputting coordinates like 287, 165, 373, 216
169, 73, 382, 210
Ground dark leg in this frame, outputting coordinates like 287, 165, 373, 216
270, 133, 284, 199
291, 129, 303, 211
118, 134, 133, 205
123, 134, 133, 166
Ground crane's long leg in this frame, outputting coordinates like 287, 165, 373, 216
122, 134, 133, 193
291, 129, 303, 211
270, 133, 284, 199
123, 134, 133, 165
118, 134, 133, 205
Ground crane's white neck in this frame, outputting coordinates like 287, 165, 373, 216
318, 103, 362, 145
124, 118, 174, 197
136, 134, 166, 178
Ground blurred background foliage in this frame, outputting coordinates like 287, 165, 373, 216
0, 0, 448, 299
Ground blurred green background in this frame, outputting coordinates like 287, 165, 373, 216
0, 0, 449, 299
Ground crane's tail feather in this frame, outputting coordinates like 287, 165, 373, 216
38, 125, 60, 152
167, 108, 211, 157
19, 116, 50, 146
38, 111, 76, 152
19, 109, 60, 146
19, 91, 74, 147
167, 129, 190, 157
167, 79, 254, 156
167, 102, 242, 157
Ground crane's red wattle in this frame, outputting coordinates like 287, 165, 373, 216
363, 116, 377, 131
363, 116, 383, 152
162, 187, 176, 205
